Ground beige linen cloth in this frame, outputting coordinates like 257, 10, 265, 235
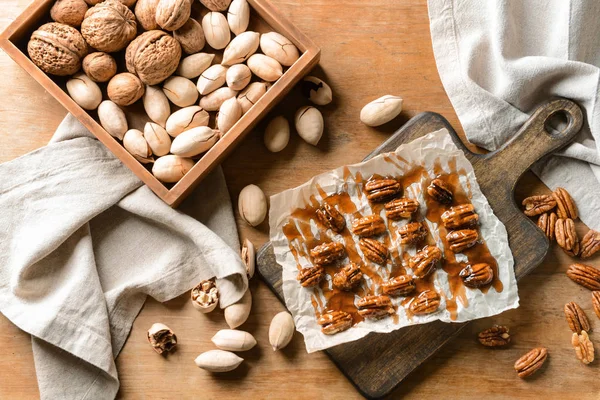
0, 115, 248, 399
428, 0, 600, 230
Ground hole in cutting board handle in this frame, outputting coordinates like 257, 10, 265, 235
543, 110, 574, 138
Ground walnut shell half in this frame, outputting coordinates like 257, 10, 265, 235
126, 30, 182, 85
81, 0, 137, 53
28, 22, 88, 76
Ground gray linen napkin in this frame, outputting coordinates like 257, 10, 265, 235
428, 0, 600, 230
0, 114, 248, 399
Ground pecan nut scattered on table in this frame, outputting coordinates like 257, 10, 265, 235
316, 203, 346, 233
364, 178, 402, 203
356, 295, 395, 319
592, 291, 600, 319
318, 310, 353, 335
580, 229, 600, 259
351, 214, 386, 237
410, 290, 441, 315
440, 204, 479, 229
409, 245, 442, 278
446, 229, 479, 253
333, 262, 363, 291
359, 238, 388, 264
552, 187, 578, 220
567, 263, 600, 290
555, 218, 580, 256
381, 275, 416, 297
398, 221, 428, 244
384, 198, 419, 220
297, 265, 325, 288
572, 331, 594, 365
514, 347, 548, 379
564, 301, 591, 334
537, 212, 557, 241
427, 178, 453, 205
459, 263, 493, 288
522, 194, 556, 217
478, 325, 511, 347
309, 242, 345, 265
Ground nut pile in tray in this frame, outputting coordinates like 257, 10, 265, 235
26, 0, 300, 184
294, 174, 498, 336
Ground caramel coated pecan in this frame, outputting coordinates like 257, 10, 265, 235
572, 331, 594, 365
297, 265, 324, 288
580, 230, 600, 259
553, 187, 578, 220
409, 245, 442, 278
381, 275, 416, 297
310, 242, 345, 265
356, 295, 395, 319
564, 301, 591, 334
522, 195, 556, 217
318, 310, 353, 335
459, 263, 493, 288
441, 204, 479, 230
567, 263, 600, 290
593, 291, 600, 319
316, 203, 346, 233
333, 262, 363, 291
359, 238, 388, 264
555, 218, 580, 256
398, 221, 428, 244
410, 290, 441, 315
384, 198, 419, 220
537, 212, 557, 241
351, 215, 386, 237
514, 347, 547, 379
478, 325, 510, 347
446, 229, 479, 253
365, 178, 401, 203
427, 178, 453, 205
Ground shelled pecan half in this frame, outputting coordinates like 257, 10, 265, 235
316, 203, 346, 233
514, 347, 547, 378
381, 275, 416, 297
459, 263, 493, 288
555, 218, 580, 256
553, 187, 578, 220
309, 242, 345, 265
359, 238, 388, 264
356, 295, 395, 319
410, 290, 441, 315
333, 262, 363, 291
297, 265, 324, 288
351, 215, 386, 237
564, 301, 591, 334
441, 204, 479, 230
384, 198, 419, 220
398, 221, 428, 244
572, 331, 594, 365
478, 325, 510, 347
537, 212, 557, 241
593, 291, 600, 319
364, 178, 401, 203
409, 245, 442, 278
566, 263, 600, 290
522, 195, 556, 217
318, 310, 353, 335
580, 230, 600, 259
427, 178, 453, 205
446, 229, 479, 253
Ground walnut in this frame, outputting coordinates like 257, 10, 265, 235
155, 0, 192, 31
82, 52, 116, 82
174, 18, 206, 54
125, 30, 182, 85
200, 0, 231, 11
50, 0, 88, 27
107, 73, 145, 106
27, 23, 88, 76
81, 0, 137, 53
135, 0, 160, 30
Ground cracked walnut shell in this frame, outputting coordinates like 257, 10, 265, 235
478, 325, 510, 347
555, 218, 580, 256
191, 279, 219, 313
514, 347, 547, 378
364, 178, 401, 203
564, 301, 590, 334
567, 263, 600, 290
459, 263, 493, 288
310, 242, 345, 265
553, 187, 578, 220
359, 238, 388, 264
441, 204, 479, 229
333, 263, 363, 291
522, 194, 556, 217
297, 265, 324, 288
147, 323, 177, 354
316, 203, 345, 233
580, 230, 600, 258
427, 178, 452, 205
410, 290, 441, 315
126, 30, 182, 85
81, 0, 137, 53
572, 331, 594, 364
381, 275, 415, 297
318, 310, 353, 335
409, 245, 442, 278
351, 215, 386, 238
537, 212, 557, 241
398, 221, 428, 245
357, 295, 395, 319
28, 22, 88, 76
385, 198, 419, 220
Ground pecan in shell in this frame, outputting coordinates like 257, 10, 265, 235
514, 347, 547, 379
555, 218, 579, 256
446, 229, 479, 253
384, 198, 419, 220
564, 301, 591, 334
553, 187, 578, 220
297, 265, 324, 288
572, 331, 594, 365
580, 230, 600, 259
351, 215, 386, 237
593, 291, 600, 319
333, 262, 363, 291
356, 295, 395, 319
537, 212, 557, 241
359, 238, 388, 264
310, 242, 345, 265
409, 245, 442, 278
459, 263, 493, 288
318, 310, 353, 335
381, 275, 415, 297
522, 195, 556, 217
365, 178, 401, 202
441, 204, 479, 229
478, 325, 510, 347
316, 203, 346, 233
398, 221, 428, 245
427, 178, 452, 205
567, 263, 600, 290
410, 290, 441, 315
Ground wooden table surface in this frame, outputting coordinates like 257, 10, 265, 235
1, 0, 599, 398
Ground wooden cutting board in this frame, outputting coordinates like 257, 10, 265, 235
256, 98, 583, 399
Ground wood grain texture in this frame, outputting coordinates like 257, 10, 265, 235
1, 0, 599, 399
257, 100, 584, 398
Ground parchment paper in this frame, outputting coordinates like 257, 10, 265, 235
269, 129, 519, 353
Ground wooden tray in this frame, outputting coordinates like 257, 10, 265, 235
0, 0, 319, 207
257, 98, 583, 399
